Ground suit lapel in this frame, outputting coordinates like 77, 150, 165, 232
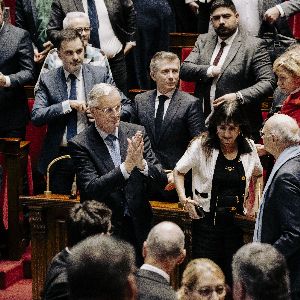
146, 91, 156, 139
82, 65, 93, 102
0, 24, 10, 55
56, 67, 68, 102
218, 31, 242, 78
89, 125, 115, 171
157, 90, 180, 143
202, 32, 218, 65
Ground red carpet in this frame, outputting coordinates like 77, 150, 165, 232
0, 279, 32, 300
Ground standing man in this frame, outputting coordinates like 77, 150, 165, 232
137, 221, 186, 300
32, 29, 132, 194
131, 51, 205, 201
254, 114, 300, 300
180, 0, 275, 141
47, 0, 136, 94
0, 0, 34, 139
68, 83, 167, 264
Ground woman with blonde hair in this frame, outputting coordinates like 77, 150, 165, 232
177, 258, 227, 300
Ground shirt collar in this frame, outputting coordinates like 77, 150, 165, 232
217, 28, 239, 46
63, 66, 83, 81
291, 87, 300, 95
0, 21, 4, 32
156, 89, 175, 100
96, 126, 119, 141
140, 264, 170, 283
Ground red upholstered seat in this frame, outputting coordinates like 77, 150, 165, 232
289, 12, 300, 40
179, 47, 195, 94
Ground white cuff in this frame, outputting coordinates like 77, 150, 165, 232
185, 0, 196, 3
138, 160, 149, 176
207, 66, 214, 77
120, 162, 130, 180
62, 100, 72, 114
276, 4, 285, 17
4, 76, 11, 87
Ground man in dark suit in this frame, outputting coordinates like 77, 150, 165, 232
180, 0, 275, 141
137, 221, 186, 300
254, 114, 300, 300
32, 29, 132, 194
15, 0, 53, 65
68, 83, 167, 264
43, 200, 112, 300
47, 0, 136, 94
0, 0, 34, 139
131, 51, 205, 201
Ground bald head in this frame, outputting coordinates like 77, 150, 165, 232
145, 221, 185, 261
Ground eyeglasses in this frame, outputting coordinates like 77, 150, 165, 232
75, 27, 91, 34
197, 285, 226, 298
95, 105, 122, 115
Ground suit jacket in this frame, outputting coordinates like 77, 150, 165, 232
280, 0, 300, 16
43, 248, 69, 300
68, 122, 167, 247
47, 0, 136, 46
32, 63, 132, 174
15, 0, 44, 51
0, 23, 34, 132
136, 269, 176, 300
261, 154, 300, 294
131, 89, 205, 170
180, 29, 275, 133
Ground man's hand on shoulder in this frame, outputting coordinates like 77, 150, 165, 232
213, 93, 237, 107
69, 101, 87, 113
264, 6, 280, 24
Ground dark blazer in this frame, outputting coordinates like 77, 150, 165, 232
47, 0, 136, 46
32, 64, 132, 174
43, 248, 69, 300
131, 89, 205, 170
136, 269, 176, 300
15, 0, 45, 51
180, 29, 275, 133
261, 154, 300, 295
68, 122, 167, 248
0, 23, 34, 132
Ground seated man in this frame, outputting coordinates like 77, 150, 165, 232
137, 221, 186, 300
32, 29, 132, 194
68, 83, 167, 265
43, 200, 112, 300
67, 235, 137, 300
35, 11, 113, 91
131, 51, 205, 201
232, 242, 290, 300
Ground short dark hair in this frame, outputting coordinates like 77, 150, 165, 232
210, 0, 237, 14
56, 28, 83, 50
232, 243, 290, 300
66, 200, 112, 247
67, 235, 136, 300
203, 101, 252, 154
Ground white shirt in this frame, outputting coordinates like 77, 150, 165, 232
82, 0, 123, 58
61, 67, 88, 146
208, 29, 238, 104
233, 0, 260, 36
154, 90, 175, 119
140, 264, 170, 283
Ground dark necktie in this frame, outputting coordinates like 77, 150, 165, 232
87, 0, 101, 49
213, 41, 226, 66
66, 74, 77, 141
155, 95, 168, 139
105, 134, 121, 166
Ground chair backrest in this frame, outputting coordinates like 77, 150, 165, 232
179, 47, 196, 94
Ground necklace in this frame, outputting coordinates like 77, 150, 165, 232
225, 166, 235, 172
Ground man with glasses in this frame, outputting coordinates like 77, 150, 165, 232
32, 29, 132, 194
68, 83, 167, 265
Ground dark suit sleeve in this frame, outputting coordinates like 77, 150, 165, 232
130, 95, 141, 124
187, 99, 206, 135
8, 30, 34, 87
47, 0, 64, 45
15, 0, 26, 30
121, 0, 136, 42
180, 36, 211, 83
238, 39, 275, 105
273, 172, 300, 258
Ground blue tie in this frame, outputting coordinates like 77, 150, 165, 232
66, 74, 77, 141
87, 0, 101, 49
105, 134, 121, 166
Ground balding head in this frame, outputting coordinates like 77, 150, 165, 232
144, 221, 185, 264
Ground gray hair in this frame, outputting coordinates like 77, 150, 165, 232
232, 243, 290, 300
146, 221, 185, 261
150, 51, 179, 74
267, 114, 300, 146
63, 12, 90, 29
88, 83, 119, 108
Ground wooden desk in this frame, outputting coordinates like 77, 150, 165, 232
20, 195, 192, 300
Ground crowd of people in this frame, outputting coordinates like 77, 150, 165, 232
0, 0, 300, 299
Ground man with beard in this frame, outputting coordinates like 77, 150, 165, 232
180, 0, 275, 141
